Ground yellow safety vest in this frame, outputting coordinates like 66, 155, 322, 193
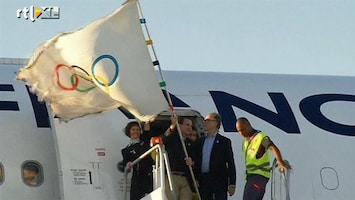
243, 132, 271, 178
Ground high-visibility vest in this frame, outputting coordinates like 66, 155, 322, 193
243, 132, 271, 178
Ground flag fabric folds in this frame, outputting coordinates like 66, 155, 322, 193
16, 0, 169, 121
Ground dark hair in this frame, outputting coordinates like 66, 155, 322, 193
124, 121, 140, 137
24, 165, 39, 173
209, 112, 221, 129
178, 116, 192, 125
237, 117, 251, 126
191, 126, 200, 139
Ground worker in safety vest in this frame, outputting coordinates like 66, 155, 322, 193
236, 117, 291, 200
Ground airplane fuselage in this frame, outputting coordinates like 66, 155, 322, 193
0, 59, 354, 200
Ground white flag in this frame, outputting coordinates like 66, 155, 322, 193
17, 0, 169, 121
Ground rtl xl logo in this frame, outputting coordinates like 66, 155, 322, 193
16, 6, 60, 22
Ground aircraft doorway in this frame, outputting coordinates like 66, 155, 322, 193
149, 109, 205, 139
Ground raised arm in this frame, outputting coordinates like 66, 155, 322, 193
164, 114, 177, 136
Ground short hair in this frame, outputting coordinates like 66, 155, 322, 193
24, 165, 39, 174
237, 117, 251, 126
209, 112, 221, 129
124, 121, 140, 137
178, 116, 192, 125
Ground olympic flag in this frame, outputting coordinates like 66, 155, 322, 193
16, 0, 169, 121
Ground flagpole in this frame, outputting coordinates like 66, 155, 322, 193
137, 1, 201, 200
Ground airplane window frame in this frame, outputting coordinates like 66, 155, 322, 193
320, 167, 339, 190
21, 160, 44, 187
0, 162, 4, 185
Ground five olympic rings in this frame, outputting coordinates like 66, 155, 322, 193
55, 55, 120, 93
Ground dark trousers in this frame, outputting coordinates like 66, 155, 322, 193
130, 173, 153, 200
243, 174, 269, 200
199, 173, 228, 200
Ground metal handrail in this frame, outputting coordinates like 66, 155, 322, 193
271, 159, 291, 200
123, 144, 176, 200
163, 150, 177, 200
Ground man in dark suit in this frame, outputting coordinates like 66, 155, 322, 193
163, 115, 195, 200
195, 112, 236, 200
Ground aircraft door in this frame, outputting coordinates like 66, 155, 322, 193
51, 110, 132, 200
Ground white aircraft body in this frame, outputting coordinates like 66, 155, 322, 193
0, 58, 354, 200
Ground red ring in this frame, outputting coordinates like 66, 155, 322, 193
55, 64, 79, 90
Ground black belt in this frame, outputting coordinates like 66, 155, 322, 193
201, 172, 209, 178
171, 171, 185, 176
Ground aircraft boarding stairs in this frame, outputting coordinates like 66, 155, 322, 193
271, 159, 291, 200
123, 145, 291, 200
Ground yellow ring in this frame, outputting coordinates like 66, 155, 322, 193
88, 75, 110, 95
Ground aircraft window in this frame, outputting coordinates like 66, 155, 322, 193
22, 161, 43, 187
0, 162, 4, 185
320, 167, 339, 190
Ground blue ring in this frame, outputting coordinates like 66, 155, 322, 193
91, 54, 119, 86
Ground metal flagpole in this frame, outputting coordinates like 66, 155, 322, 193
137, 1, 201, 199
